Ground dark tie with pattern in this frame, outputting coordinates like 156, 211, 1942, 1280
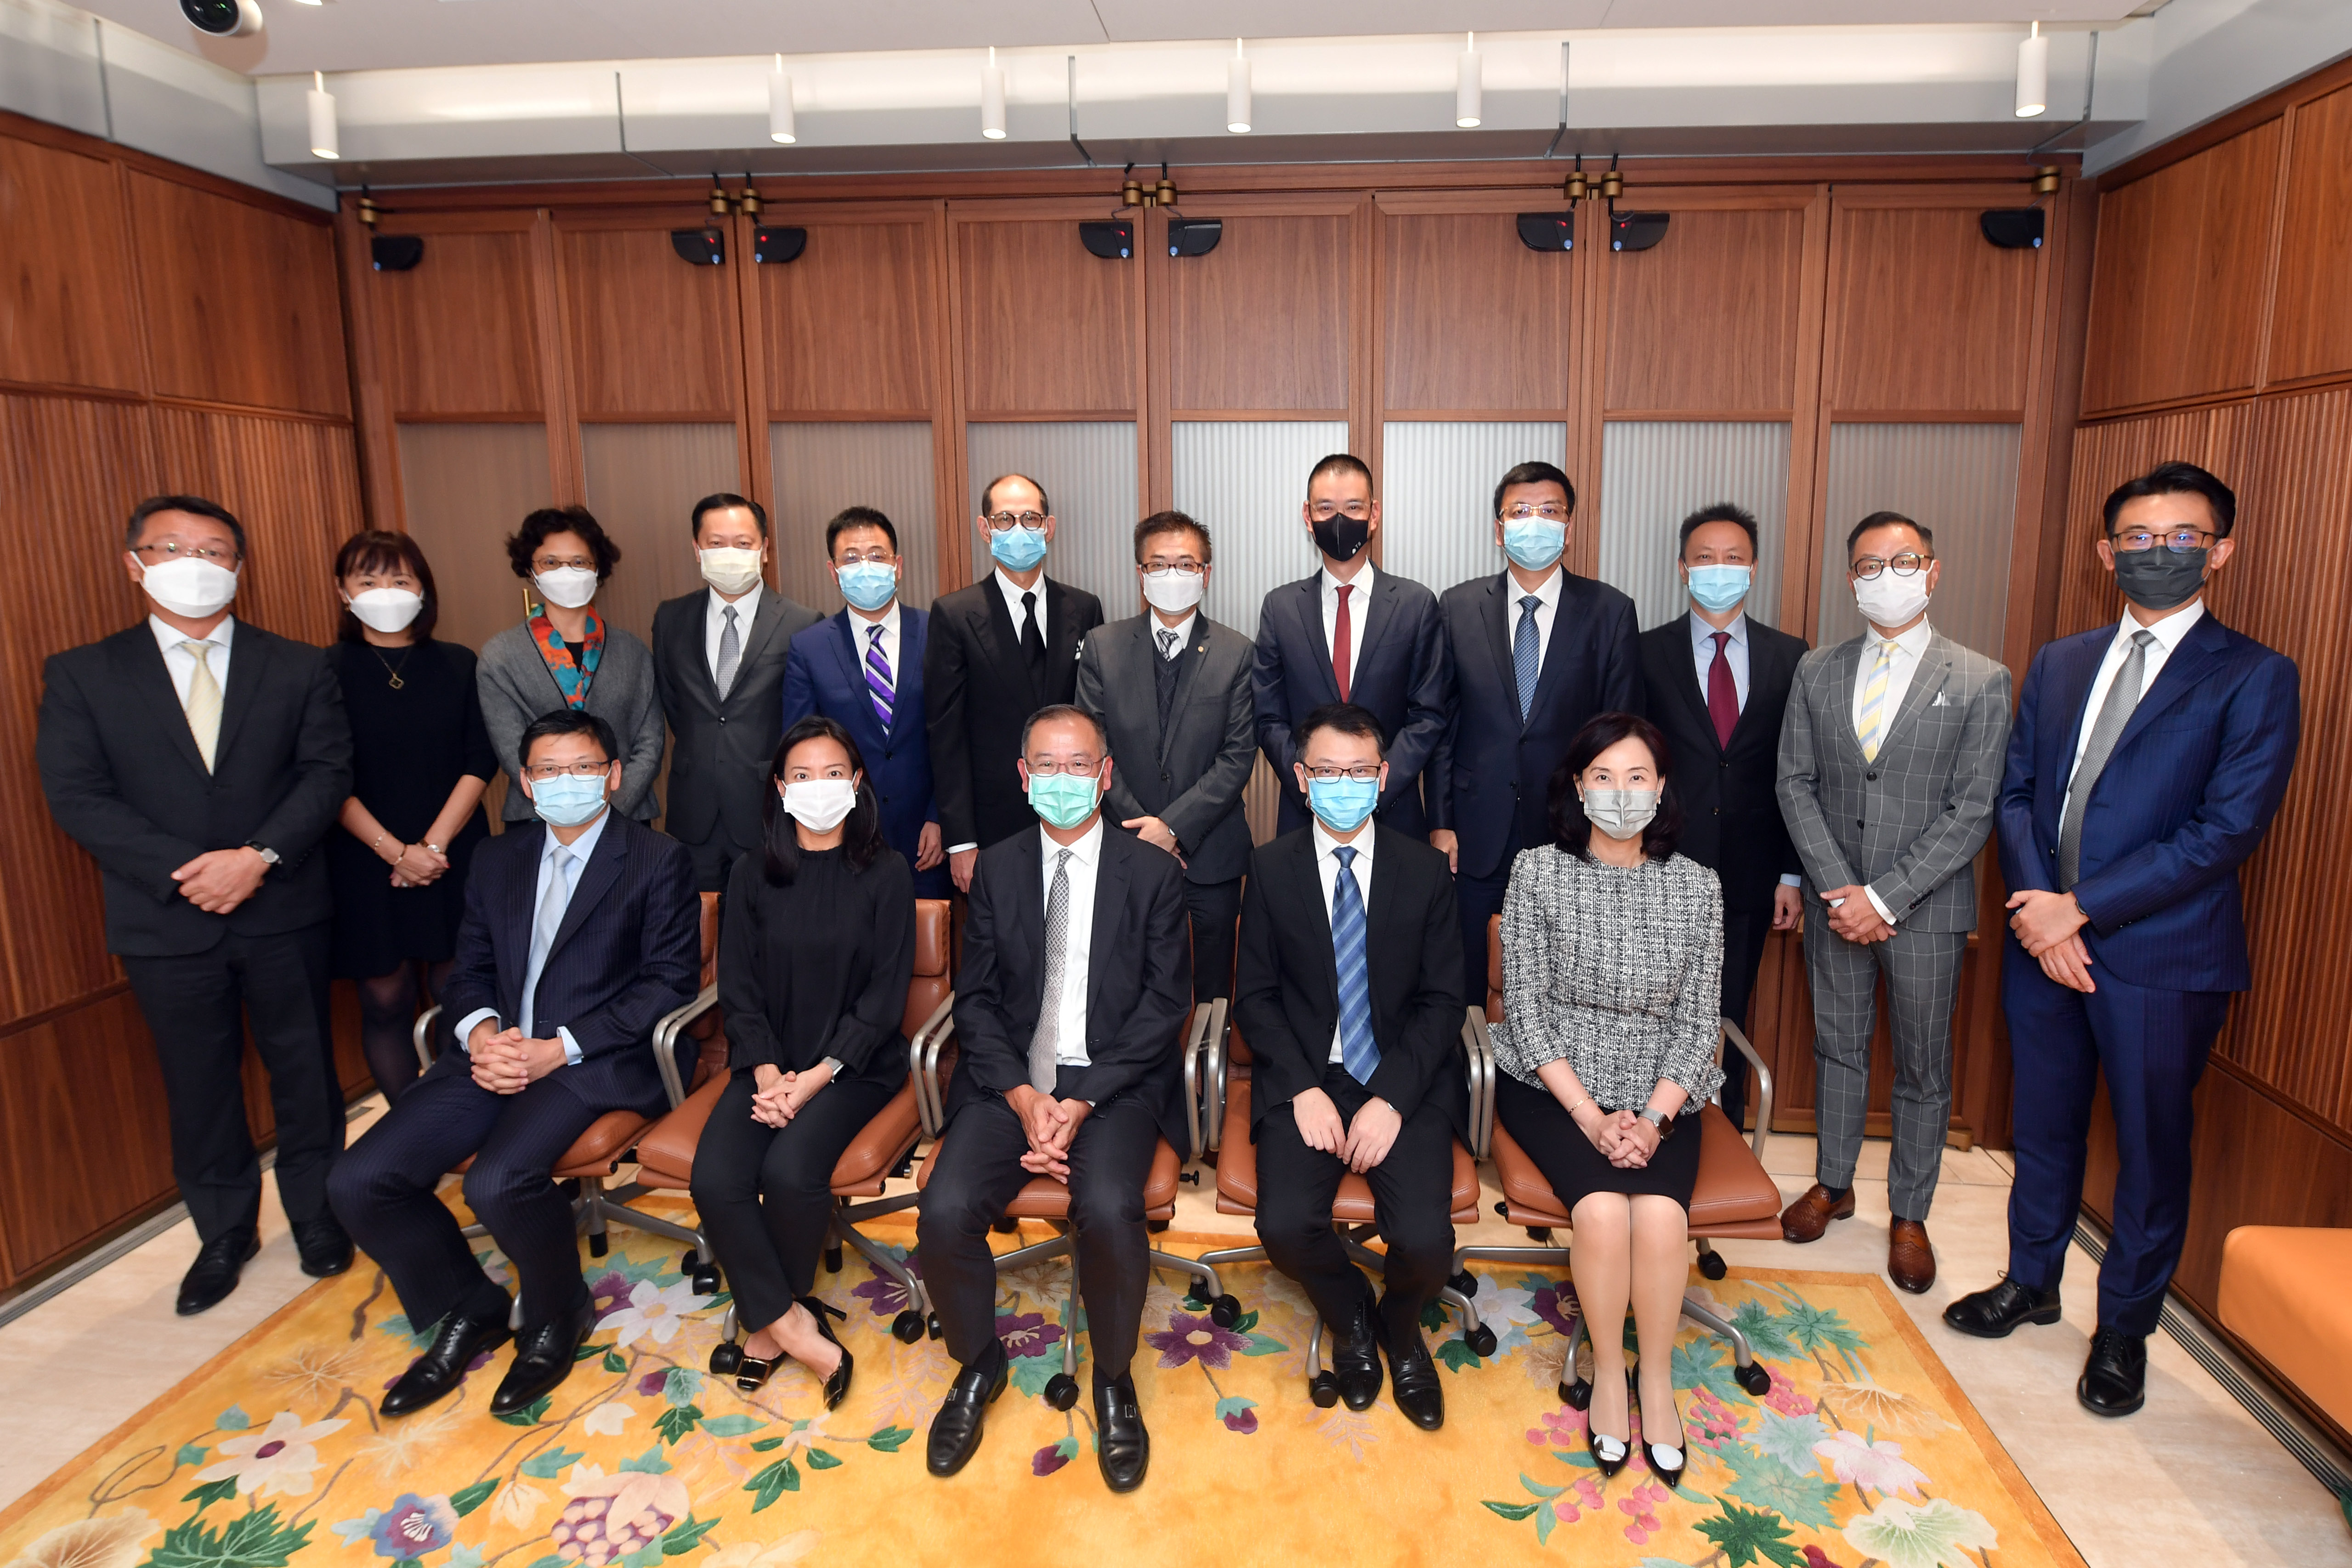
1707, 630, 1739, 749
1331, 583, 1354, 704
2058, 629, 2157, 891
863, 623, 894, 730
1332, 846, 1378, 1084
1153, 628, 1181, 741
1029, 848, 1072, 1092
1513, 594, 1542, 725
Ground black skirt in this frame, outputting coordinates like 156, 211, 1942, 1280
1496, 1070, 1702, 1211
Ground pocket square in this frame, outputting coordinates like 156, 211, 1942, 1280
1933, 693, 1952, 706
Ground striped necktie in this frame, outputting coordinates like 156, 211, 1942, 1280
1855, 638, 1899, 763
863, 622, 894, 729
1332, 845, 1379, 1085
1513, 594, 1542, 725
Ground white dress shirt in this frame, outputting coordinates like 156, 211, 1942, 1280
1150, 610, 1197, 658
1503, 565, 1564, 678
994, 568, 1044, 644
455, 808, 609, 1066
1319, 561, 1378, 696
1037, 817, 1103, 1069
1847, 618, 1936, 925
1311, 821, 1376, 1064
1689, 610, 1751, 710
703, 585, 760, 683
151, 613, 234, 705
2061, 602, 2205, 827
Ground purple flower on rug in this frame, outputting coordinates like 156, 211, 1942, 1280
996, 1312, 1065, 1359
369, 1494, 458, 1561
637, 1371, 669, 1398
382, 1350, 490, 1393
586, 1272, 634, 1324
1220, 1407, 1258, 1434
1031, 1442, 1071, 1477
851, 1259, 923, 1319
1530, 1283, 1579, 1337
1527, 1405, 1586, 1448
1801, 1549, 1848, 1568
1144, 1312, 1249, 1370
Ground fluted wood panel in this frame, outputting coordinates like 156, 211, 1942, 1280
2267, 83, 2352, 387
2052, 404, 2255, 638
1381, 210, 1575, 413
1603, 206, 1806, 414
1827, 205, 2038, 414
761, 217, 939, 415
373, 228, 544, 417
1167, 212, 1352, 414
0, 133, 143, 393
561, 224, 744, 419
956, 218, 1138, 416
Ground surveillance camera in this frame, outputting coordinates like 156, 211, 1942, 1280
181, 0, 263, 37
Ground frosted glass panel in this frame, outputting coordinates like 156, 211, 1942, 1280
1171, 420, 1349, 639
1819, 423, 2021, 660
1380, 421, 1569, 598
965, 422, 1138, 616
396, 421, 552, 654
1598, 421, 1791, 632
771, 422, 938, 613
579, 423, 742, 644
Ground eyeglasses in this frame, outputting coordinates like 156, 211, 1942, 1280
1025, 758, 1104, 778
134, 540, 239, 566
1851, 552, 1933, 579
1499, 504, 1569, 523
532, 554, 595, 574
2112, 528, 2213, 554
1303, 764, 1382, 783
1139, 562, 1205, 578
525, 760, 612, 780
986, 511, 1047, 532
1309, 501, 1372, 522
835, 549, 895, 566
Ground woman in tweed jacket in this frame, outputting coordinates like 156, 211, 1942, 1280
1493, 711, 1723, 1484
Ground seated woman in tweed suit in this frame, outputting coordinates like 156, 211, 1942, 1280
1492, 711, 1723, 1489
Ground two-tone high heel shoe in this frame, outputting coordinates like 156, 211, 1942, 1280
1585, 1369, 1632, 1477
732, 1297, 852, 1410
1636, 1367, 1687, 1489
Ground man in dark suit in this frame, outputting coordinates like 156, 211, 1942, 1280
781, 507, 948, 899
651, 493, 819, 891
919, 706, 1190, 1493
1431, 461, 1638, 995
329, 710, 701, 1420
1637, 503, 1807, 1134
1945, 463, 2299, 1417
1075, 509, 1256, 1001
38, 494, 354, 1316
928, 473, 1105, 891
1254, 453, 1451, 841
1235, 702, 1465, 1430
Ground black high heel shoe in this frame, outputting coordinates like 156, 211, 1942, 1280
1585, 1369, 1631, 1478
733, 1349, 778, 1393
801, 1296, 854, 1411
1635, 1367, 1687, 1489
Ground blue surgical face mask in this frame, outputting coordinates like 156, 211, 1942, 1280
836, 560, 897, 613
1502, 517, 1566, 572
528, 773, 608, 828
1027, 771, 1099, 830
990, 524, 1048, 574
1685, 563, 1752, 613
1306, 776, 1379, 834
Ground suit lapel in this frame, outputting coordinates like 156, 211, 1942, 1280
1524, 576, 1586, 724
676, 597, 722, 716
545, 815, 625, 963
1289, 830, 1341, 1007
1045, 577, 1084, 685
1478, 576, 1519, 723
2109, 613, 2227, 757
1353, 572, 1396, 687
1878, 635, 1953, 755
499, 823, 546, 1009
1723, 625, 1783, 751
1294, 578, 1341, 706
735, 589, 793, 684
829, 612, 886, 755
1828, 636, 1870, 765
2044, 634, 2108, 784
1163, 623, 1210, 759
890, 608, 927, 746
1675, 614, 1728, 753
1084, 832, 1129, 1026
212, 625, 266, 768
975, 582, 1042, 713
1002, 830, 1045, 1020
119, 629, 210, 777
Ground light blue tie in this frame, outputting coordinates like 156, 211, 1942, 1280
1332, 846, 1378, 1085
1513, 594, 1542, 725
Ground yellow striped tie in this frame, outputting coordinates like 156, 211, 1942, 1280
180, 640, 222, 772
1855, 639, 1898, 763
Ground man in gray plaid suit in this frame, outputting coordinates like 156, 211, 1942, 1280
1774, 511, 2011, 1293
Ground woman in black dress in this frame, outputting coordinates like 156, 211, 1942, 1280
691, 715, 914, 1406
325, 531, 495, 1102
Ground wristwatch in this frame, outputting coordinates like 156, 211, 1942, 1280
1638, 1108, 1671, 1133
244, 841, 281, 867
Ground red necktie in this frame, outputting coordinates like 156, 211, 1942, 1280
1332, 583, 1354, 704
1707, 631, 1739, 749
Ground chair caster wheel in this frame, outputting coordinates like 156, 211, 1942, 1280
708, 1342, 743, 1376
1449, 1269, 1478, 1297
588, 1233, 609, 1258
1736, 1361, 1772, 1396
823, 1246, 844, 1274
1561, 1377, 1592, 1411
992, 1218, 1020, 1236
1697, 1250, 1728, 1281
926, 1312, 943, 1341
689, 1266, 721, 1296
1525, 1227, 1550, 1244
1308, 1372, 1340, 1409
1044, 1373, 1079, 1411
1208, 1294, 1243, 1329
1466, 1325, 1498, 1358
891, 1310, 925, 1345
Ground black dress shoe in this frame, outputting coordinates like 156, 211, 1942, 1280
1943, 1277, 2063, 1339
489, 1300, 596, 1416
1385, 1327, 1445, 1432
1093, 1372, 1150, 1493
925, 1348, 1007, 1477
1330, 1299, 1383, 1412
2078, 1325, 2148, 1417
802, 1296, 854, 1411
293, 1217, 354, 1279
176, 1231, 260, 1316
383, 1306, 513, 1417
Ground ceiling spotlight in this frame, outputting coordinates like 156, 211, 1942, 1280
307, 71, 339, 160
1227, 38, 1251, 134
981, 45, 1007, 140
1457, 31, 1482, 128
769, 54, 796, 144
2016, 21, 2049, 118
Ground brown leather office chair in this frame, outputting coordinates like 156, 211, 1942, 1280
1455, 912, 1785, 1404
1194, 1011, 1497, 1404
627, 899, 956, 1365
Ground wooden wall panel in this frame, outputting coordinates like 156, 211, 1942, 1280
2054, 404, 2256, 636
956, 218, 1137, 415
2081, 121, 2283, 415
1602, 205, 1805, 413
0, 135, 143, 394
2267, 83, 2352, 387
1381, 210, 1573, 412
560, 224, 744, 419
372, 228, 544, 417
1826, 204, 2039, 413
129, 170, 349, 417
762, 216, 938, 415
1167, 211, 1351, 413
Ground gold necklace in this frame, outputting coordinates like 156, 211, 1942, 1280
370, 643, 414, 690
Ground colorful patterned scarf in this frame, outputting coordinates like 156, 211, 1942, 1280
530, 608, 603, 708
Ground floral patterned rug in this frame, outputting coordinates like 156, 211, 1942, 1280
0, 1200, 2081, 1568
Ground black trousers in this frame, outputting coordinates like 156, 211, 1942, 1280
1185, 877, 1243, 1002
121, 924, 344, 1246
682, 828, 756, 896
690, 1070, 900, 1331
329, 1064, 621, 1330
916, 1081, 1158, 1381
1716, 904, 1774, 1133
1254, 1064, 1456, 1345
1455, 821, 1523, 1004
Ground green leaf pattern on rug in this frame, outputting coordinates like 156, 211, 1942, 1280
143, 1503, 312, 1568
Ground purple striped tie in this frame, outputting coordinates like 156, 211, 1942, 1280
864, 623, 895, 729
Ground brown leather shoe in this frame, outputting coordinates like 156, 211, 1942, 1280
1888, 1219, 1936, 1294
1780, 1184, 1856, 1243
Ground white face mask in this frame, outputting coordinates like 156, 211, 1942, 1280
698, 546, 764, 597
346, 588, 424, 634
781, 778, 857, 833
1852, 572, 1931, 630
1141, 570, 1205, 616
534, 566, 600, 610
137, 555, 240, 618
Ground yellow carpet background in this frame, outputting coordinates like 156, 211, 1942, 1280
0, 1203, 2083, 1568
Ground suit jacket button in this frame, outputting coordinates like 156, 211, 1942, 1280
1856, 818, 1865, 828
1713, 806, 1721, 815
1866, 771, 1876, 781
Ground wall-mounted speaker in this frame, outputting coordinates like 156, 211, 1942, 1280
1609, 211, 1670, 253
1979, 209, 2046, 249
753, 226, 807, 264
1080, 220, 1134, 260
670, 228, 725, 265
1167, 217, 1222, 257
369, 234, 425, 272
1516, 212, 1573, 252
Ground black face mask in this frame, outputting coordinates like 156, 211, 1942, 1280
2111, 544, 2209, 611
1312, 513, 1371, 563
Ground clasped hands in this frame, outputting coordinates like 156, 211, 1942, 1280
387, 841, 451, 889
170, 845, 271, 915
1817, 884, 1894, 945
1575, 1104, 1661, 1169
1292, 1087, 1401, 1174
467, 1021, 568, 1094
2006, 887, 2095, 994
1008, 1084, 1092, 1179
750, 1061, 833, 1127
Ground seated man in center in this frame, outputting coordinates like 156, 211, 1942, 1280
918, 704, 1192, 1493
1233, 701, 1466, 1430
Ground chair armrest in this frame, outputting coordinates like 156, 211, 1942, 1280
1182, 998, 1224, 1161
1460, 1007, 1495, 1161
413, 1004, 443, 1072
651, 985, 719, 1110
1718, 1019, 1774, 1163
910, 993, 957, 1138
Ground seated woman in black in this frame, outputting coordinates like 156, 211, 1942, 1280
691, 715, 915, 1405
